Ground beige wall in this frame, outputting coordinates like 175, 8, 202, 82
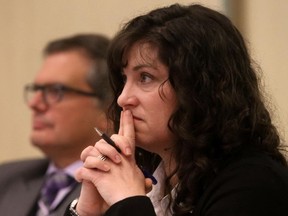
0, 0, 287, 163
244, 0, 288, 144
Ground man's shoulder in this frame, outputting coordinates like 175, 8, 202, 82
0, 158, 49, 178
0, 157, 48, 168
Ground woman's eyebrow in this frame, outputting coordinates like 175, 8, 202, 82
132, 63, 157, 71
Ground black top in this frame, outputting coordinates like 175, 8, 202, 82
65, 149, 288, 216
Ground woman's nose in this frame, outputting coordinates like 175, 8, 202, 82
117, 83, 138, 109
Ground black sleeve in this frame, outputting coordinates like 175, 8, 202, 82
105, 196, 156, 216
63, 196, 156, 216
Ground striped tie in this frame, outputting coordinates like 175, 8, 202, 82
40, 171, 76, 211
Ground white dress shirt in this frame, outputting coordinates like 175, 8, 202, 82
146, 161, 177, 216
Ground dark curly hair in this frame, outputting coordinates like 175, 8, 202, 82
107, 4, 287, 215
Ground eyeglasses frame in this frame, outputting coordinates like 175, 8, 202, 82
24, 83, 99, 105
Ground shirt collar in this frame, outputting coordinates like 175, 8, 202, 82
46, 160, 83, 178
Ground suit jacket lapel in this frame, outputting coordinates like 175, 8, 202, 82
0, 159, 48, 216
17, 174, 44, 216
0, 159, 82, 216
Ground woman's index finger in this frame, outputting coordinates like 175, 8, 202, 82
118, 111, 124, 135
122, 110, 135, 142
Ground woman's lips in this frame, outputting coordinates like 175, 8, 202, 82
133, 115, 143, 121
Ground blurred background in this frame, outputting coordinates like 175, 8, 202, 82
0, 0, 287, 163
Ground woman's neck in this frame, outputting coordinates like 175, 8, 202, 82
159, 150, 178, 187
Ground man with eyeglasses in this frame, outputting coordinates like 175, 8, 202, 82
0, 34, 112, 215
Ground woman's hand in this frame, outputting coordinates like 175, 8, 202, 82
75, 179, 108, 216
76, 110, 147, 212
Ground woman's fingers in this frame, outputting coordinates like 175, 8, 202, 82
94, 139, 122, 163
122, 110, 135, 146
84, 155, 110, 171
145, 178, 153, 193
75, 166, 104, 184
117, 110, 135, 156
118, 111, 123, 135
80, 146, 97, 162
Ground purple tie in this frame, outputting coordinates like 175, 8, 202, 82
40, 171, 76, 209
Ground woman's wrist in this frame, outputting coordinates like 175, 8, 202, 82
76, 198, 102, 216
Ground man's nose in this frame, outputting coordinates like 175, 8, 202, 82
28, 91, 48, 110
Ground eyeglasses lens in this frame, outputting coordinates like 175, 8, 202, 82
24, 85, 62, 105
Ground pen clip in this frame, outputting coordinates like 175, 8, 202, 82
139, 166, 157, 185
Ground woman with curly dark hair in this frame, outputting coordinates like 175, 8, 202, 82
65, 3, 288, 216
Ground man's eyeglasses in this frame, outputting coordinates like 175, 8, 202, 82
24, 83, 98, 105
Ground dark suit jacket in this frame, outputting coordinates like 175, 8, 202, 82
0, 158, 81, 216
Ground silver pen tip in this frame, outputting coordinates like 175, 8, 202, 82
94, 127, 103, 136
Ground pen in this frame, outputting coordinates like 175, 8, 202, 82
94, 127, 157, 185
94, 127, 121, 153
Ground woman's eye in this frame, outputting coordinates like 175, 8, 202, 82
140, 73, 152, 83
